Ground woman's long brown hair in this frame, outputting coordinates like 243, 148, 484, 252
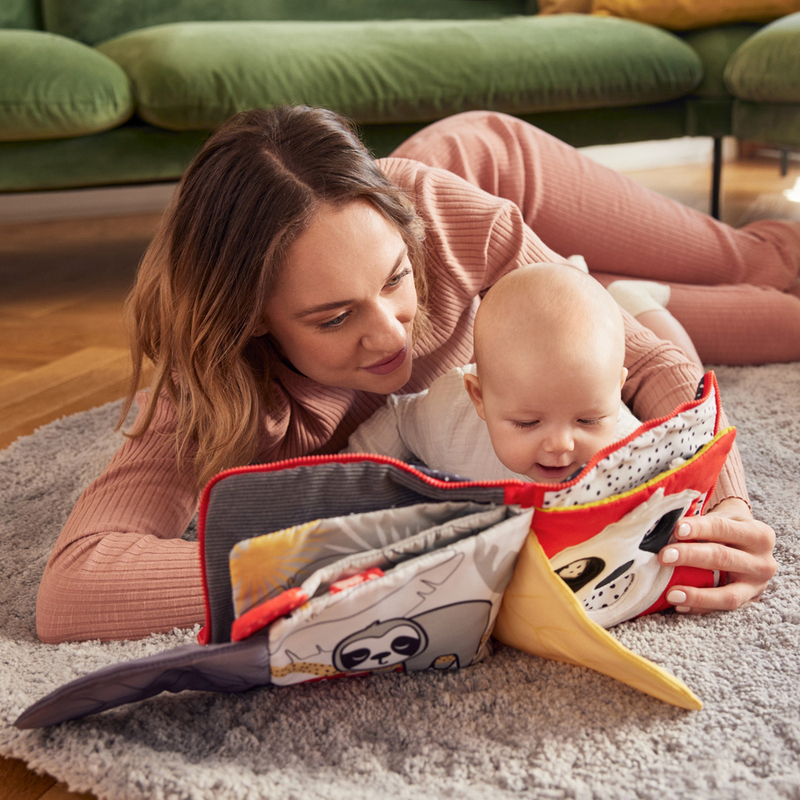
120, 106, 428, 489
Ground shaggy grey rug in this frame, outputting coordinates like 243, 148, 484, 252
1, 364, 799, 800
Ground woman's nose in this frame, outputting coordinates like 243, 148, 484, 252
361, 300, 407, 352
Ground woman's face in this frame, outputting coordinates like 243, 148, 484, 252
264, 199, 417, 394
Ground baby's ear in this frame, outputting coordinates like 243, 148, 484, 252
620, 366, 629, 389
463, 373, 487, 420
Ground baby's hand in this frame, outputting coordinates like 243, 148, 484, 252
659, 498, 777, 614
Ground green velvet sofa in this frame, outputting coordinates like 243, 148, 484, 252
2, 0, 799, 217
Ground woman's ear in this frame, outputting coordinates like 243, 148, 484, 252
463, 373, 487, 421
252, 322, 269, 337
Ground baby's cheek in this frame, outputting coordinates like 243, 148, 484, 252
496, 434, 535, 473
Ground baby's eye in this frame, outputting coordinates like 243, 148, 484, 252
578, 418, 603, 426
319, 311, 350, 330
513, 420, 540, 430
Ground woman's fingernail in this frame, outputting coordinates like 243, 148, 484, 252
675, 606, 691, 614
662, 547, 680, 564
667, 589, 687, 604
677, 523, 691, 539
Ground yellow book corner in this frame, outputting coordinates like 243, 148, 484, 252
494, 532, 702, 711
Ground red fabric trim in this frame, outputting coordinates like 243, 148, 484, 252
230, 588, 310, 642
329, 568, 385, 594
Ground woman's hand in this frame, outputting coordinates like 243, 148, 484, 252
659, 497, 777, 614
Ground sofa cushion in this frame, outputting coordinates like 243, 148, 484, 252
0, 30, 134, 142
42, 0, 528, 46
96, 16, 703, 131
679, 24, 761, 99
0, 0, 42, 29
724, 12, 800, 103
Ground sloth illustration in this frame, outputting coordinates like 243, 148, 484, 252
331, 601, 492, 674
333, 618, 428, 671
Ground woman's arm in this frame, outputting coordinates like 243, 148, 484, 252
620, 312, 777, 612
36, 393, 205, 643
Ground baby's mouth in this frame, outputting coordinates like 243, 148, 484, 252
534, 463, 576, 482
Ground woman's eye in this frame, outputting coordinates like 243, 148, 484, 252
386, 267, 412, 288
319, 312, 349, 330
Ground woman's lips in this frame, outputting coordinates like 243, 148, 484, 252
363, 345, 407, 375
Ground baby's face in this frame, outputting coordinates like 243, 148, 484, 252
470, 357, 625, 484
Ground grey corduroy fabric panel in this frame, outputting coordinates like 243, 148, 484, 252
202, 460, 506, 643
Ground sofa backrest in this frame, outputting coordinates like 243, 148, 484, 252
0, 0, 42, 30
41, 0, 536, 45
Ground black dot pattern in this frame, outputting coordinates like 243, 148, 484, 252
692, 493, 708, 515
584, 572, 634, 612
542, 392, 717, 509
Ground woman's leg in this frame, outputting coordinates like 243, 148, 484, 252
605, 279, 703, 367
594, 272, 800, 364
390, 111, 800, 291
659, 283, 800, 365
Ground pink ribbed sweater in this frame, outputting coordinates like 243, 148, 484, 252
36, 155, 748, 643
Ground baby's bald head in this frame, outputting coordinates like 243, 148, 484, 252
464, 262, 630, 483
474, 262, 626, 383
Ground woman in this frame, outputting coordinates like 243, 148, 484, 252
37, 106, 788, 643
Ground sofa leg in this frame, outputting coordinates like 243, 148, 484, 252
710, 137, 722, 220
780, 149, 789, 177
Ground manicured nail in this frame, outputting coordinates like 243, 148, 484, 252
667, 589, 687, 604
662, 547, 680, 564
677, 523, 691, 539
675, 606, 691, 614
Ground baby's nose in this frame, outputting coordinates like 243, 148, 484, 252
544, 428, 575, 454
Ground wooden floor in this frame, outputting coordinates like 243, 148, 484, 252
0, 214, 160, 450
1, 148, 798, 799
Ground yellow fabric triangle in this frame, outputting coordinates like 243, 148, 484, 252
493, 532, 702, 710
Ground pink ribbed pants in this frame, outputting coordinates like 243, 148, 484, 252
391, 111, 800, 365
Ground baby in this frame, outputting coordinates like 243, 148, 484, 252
343, 262, 640, 483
